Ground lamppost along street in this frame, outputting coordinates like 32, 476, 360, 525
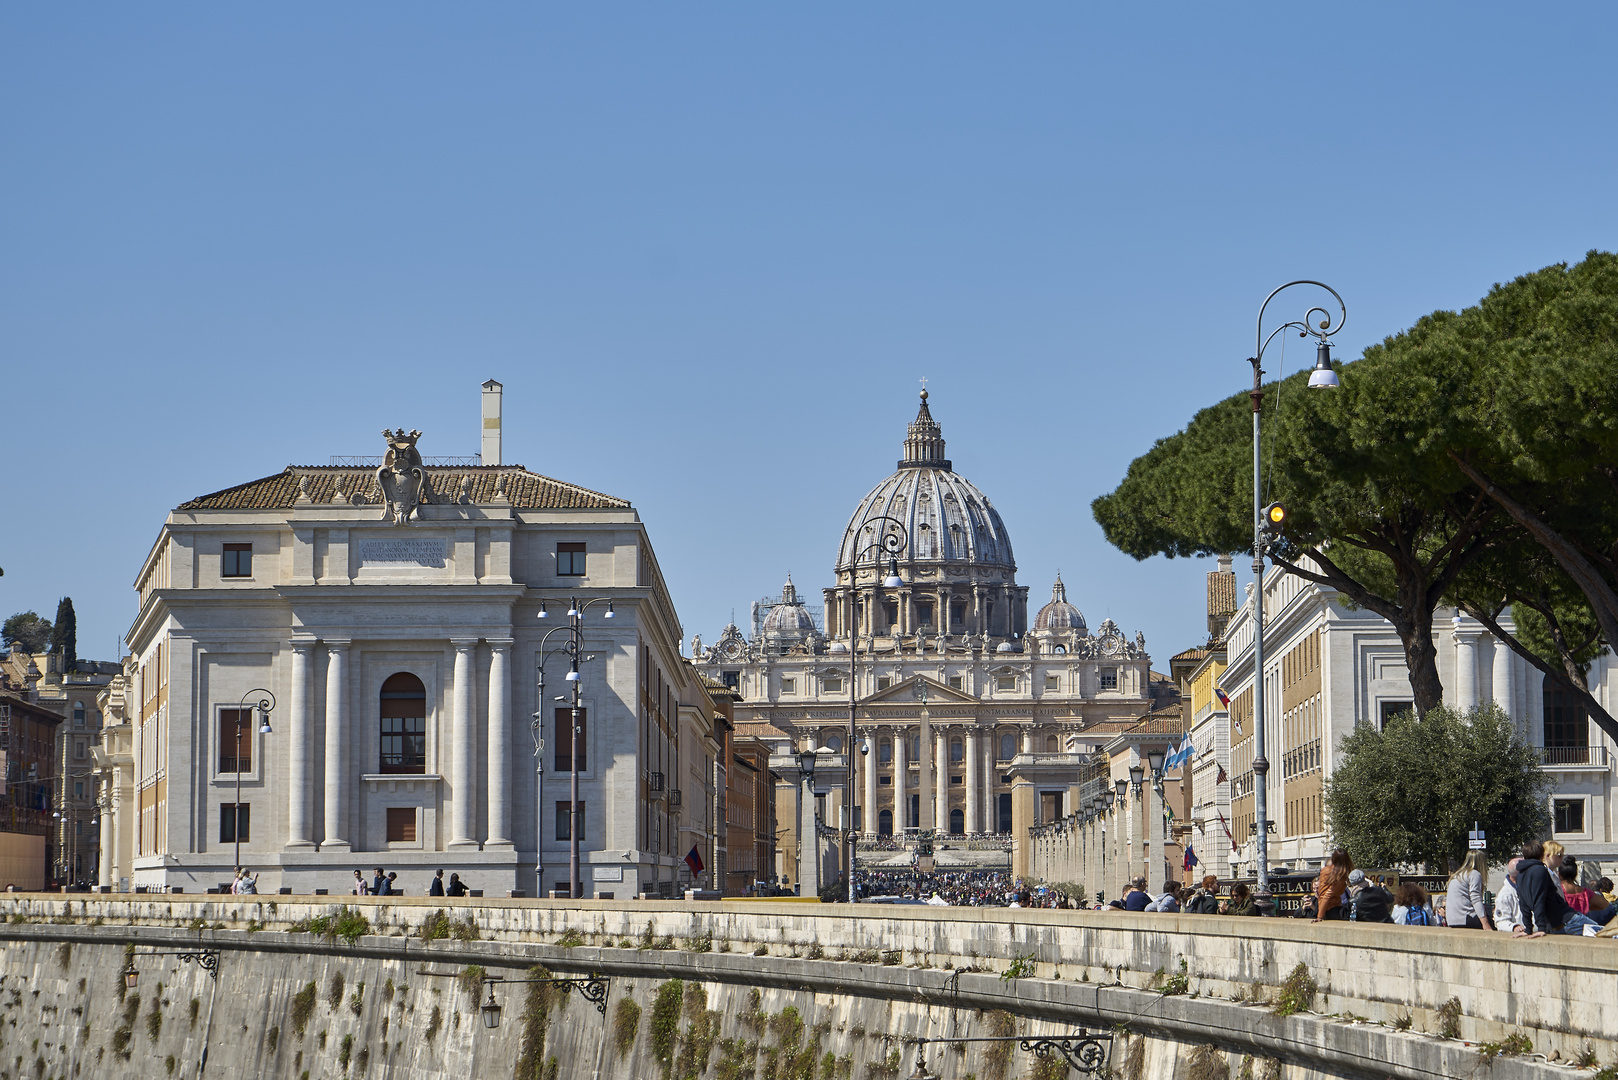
1247, 281, 1344, 901
537, 596, 614, 900
841, 514, 907, 904
797, 743, 831, 897
1146, 747, 1166, 884
232, 689, 275, 874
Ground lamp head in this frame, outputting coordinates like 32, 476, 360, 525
124, 963, 139, 991
1146, 749, 1165, 774
1114, 778, 1128, 802
1263, 502, 1288, 532
480, 987, 502, 1029
538, 602, 549, 619
1308, 340, 1340, 389
798, 748, 817, 777
258, 711, 273, 735
604, 601, 615, 618
883, 556, 904, 589
1129, 764, 1144, 786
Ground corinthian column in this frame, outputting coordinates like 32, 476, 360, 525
448, 638, 480, 849
322, 640, 351, 851
286, 641, 316, 849
862, 727, 877, 833
917, 713, 934, 832
893, 726, 908, 830
1454, 619, 1479, 712
935, 729, 948, 832
964, 728, 980, 833
486, 639, 514, 848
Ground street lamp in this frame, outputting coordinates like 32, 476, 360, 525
537, 597, 614, 900
841, 514, 908, 904
232, 689, 276, 876
1247, 281, 1345, 900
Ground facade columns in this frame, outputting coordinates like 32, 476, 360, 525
964, 728, 980, 833
1454, 618, 1479, 712
286, 640, 316, 849
936, 729, 948, 831
917, 715, 933, 831
486, 639, 514, 848
985, 729, 999, 831
98, 797, 113, 885
1491, 636, 1515, 718
862, 725, 877, 832
1147, 779, 1167, 889
448, 638, 479, 849
322, 640, 351, 851
892, 725, 908, 830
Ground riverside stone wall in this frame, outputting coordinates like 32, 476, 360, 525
0, 896, 1609, 1080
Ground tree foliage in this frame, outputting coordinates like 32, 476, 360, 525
1323, 704, 1548, 873
2, 611, 53, 655
51, 597, 77, 671
1092, 326, 1502, 715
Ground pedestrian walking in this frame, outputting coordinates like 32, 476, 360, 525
1445, 851, 1494, 930
429, 869, 446, 897
351, 870, 369, 896
1314, 849, 1352, 922
446, 872, 468, 897
371, 867, 386, 896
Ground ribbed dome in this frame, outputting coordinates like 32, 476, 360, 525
837, 391, 1015, 574
1034, 576, 1086, 632
761, 577, 818, 641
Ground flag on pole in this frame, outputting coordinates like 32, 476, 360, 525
1216, 813, 1236, 848
1216, 764, 1228, 785
684, 845, 705, 876
1183, 846, 1199, 873
1214, 687, 1231, 708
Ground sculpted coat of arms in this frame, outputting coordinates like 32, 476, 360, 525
377, 429, 433, 525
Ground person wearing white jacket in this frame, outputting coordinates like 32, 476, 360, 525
1494, 858, 1527, 933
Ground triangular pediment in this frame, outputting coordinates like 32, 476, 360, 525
860, 674, 976, 705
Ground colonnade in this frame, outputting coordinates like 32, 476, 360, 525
828, 721, 1023, 835
1025, 781, 1171, 903
284, 637, 514, 852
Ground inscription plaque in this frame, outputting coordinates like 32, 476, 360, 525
358, 538, 447, 568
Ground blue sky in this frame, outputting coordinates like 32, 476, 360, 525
3, 5, 1616, 665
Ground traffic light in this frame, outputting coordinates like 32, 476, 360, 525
1262, 502, 1287, 534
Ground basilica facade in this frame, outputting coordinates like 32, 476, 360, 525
697, 392, 1161, 845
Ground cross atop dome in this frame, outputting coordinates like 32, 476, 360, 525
900, 387, 951, 471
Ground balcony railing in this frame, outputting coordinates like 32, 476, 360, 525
1537, 745, 1610, 768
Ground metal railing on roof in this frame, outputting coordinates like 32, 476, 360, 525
326, 455, 484, 467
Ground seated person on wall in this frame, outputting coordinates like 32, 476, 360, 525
1349, 872, 1394, 923
1184, 876, 1221, 915
1514, 840, 1602, 937
1123, 877, 1151, 912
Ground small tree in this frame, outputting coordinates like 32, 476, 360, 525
1324, 703, 1548, 872
3, 611, 53, 655
51, 597, 78, 671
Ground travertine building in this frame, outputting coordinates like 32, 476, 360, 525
697, 392, 1161, 872
114, 387, 705, 896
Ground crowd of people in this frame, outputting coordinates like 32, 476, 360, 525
854, 868, 1014, 905
1092, 841, 1616, 937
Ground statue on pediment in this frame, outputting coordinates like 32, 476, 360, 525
377, 429, 433, 525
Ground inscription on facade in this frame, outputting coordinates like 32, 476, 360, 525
358, 538, 447, 568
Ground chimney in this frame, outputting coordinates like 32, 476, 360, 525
481, 379, 502, 466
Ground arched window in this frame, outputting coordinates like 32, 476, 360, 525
824, 733, 843, 753
950, 738, 963, 763
999, 734, 1016, 761
72, 701, 85, 727
380, 673, 427, 774
878, 809, 894, 836
1045, 735, 1058, 753
949, 808, 964, 834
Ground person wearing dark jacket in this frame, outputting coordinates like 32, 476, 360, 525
428, 869, 445, 897
1516, 841, 1600, 936
446, 873, 468, 897
1186, 875, 1222, 915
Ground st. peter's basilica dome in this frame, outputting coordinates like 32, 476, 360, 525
835, 390, 1015, 575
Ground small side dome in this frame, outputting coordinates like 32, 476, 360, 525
828, 641, 849, 655
995, 640, 1019, 653
1033, 575, 1086, 632
760, 574, 820, 651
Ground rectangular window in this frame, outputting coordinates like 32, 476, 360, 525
74, 741, 85, 758
951, 775, 963, 785
876, 677, 891, 691
1378, 700, 1413, 729
951, 603, 966, 626
822, 677, 843, 693
1099, 667, 1118, 690
879, 775, 892, 785
222, 543, 252, 578
1554, 798, 1586, 835
883, 602, 899, 627
555, 708, 588, 771
915, 602, 934, 626
74, 781, 84, 798
386, 807, 417, 843
379, 716, 427, 773
1045, 675, 1060, 690
996, 676, 1015, 691
948, 675, 964, 690
1544, 688, 1589, 749
218, 709, 252, 773
780, 678, 796, 695
219, 803, 250, 843
996, 793, 1013, 833
556, 800, 586, 841
557, 542, 586, 576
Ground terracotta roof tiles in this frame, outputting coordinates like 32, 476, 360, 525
176, 466, 631, 512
